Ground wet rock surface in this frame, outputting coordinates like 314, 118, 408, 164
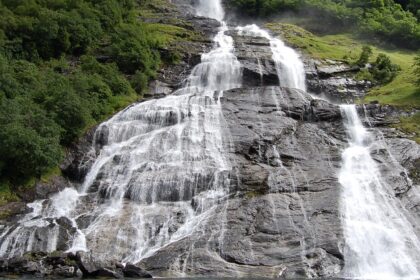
1, 0, 419, 278
138, 86, 346, 278
0, 251, 153, 279
304, 58, 372, 103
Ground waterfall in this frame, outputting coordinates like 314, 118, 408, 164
1, 0, 420, 278
236, 24, 306, 91
0, 0, 241, 264
339, 105, 420, 279
196, 0, 224, 21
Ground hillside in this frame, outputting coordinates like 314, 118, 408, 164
0, 0, 420, 279
0, 0, 202, 206
265, 22, 420, 142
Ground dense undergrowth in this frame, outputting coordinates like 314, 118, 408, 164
0, 0, 194, 203
228, 0, 420, 50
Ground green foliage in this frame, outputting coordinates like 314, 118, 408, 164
266, 23, 419, 109
107, 23, 160, 75
229, 0, 420, 49
414, 53, 420, 86
357, 45, 373, 66
0, 0, 190, 187
0, 181, 19, 208
355, 68, 374, 81
394, 112, 420, 143
371, 53, 401, 83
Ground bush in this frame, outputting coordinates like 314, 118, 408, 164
356, 45, 373, 66
108, 24, 160, 75
371, 53, 401, 84
0, 98, 62, 181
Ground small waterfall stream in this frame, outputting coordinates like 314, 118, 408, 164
339, 105, 420, 279
236, 24, 306, 91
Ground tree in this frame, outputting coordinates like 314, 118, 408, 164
356, 45, 373, 66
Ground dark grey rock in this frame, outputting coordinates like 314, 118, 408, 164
0, 252, 79, 278
304, 58, 373, 103
123, 263, 153, 278
61, 127, 97, 183
139, 86, 346, 278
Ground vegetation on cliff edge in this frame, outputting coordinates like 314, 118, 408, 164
228, 0, 420, 50
0, 0, 194, 205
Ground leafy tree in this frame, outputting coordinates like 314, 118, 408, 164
228, 0, 420, 49
0, 0, 168, 186
356, 45, 373, 66
0, 98, 62, 181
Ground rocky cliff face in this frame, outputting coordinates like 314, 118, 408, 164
139, 86, 346, 278
1, 0, 419, 279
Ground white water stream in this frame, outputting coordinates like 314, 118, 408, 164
236, 24, 306, 91
0, 0, 241, 264
339, 105, 420, 279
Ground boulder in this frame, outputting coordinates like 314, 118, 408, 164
123, 263, 153, 278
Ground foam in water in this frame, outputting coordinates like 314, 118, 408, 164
339, 105, 420, 279
1, 1, 420, 278
236, 24, 306, 91
195, 0, 224, 21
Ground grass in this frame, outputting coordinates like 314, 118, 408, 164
394, 112, 420, 143
0, 182, 19, 207
266, 22, 420, 142
266, 23, 420, 109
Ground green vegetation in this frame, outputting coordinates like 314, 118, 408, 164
267, 22, 420, 142
0, 182, 19, 208
354, 46, 401, 84
228, 0, 420, 49
395, 112, 420, 143
414, 53, 420, 85
0, 0, 193, 203
371, 53, 401, 84
356, 46, 373, 66
266, 23, 419, 109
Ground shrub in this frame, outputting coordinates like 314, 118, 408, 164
356, 45, 373, 66
371, 53, 401, 84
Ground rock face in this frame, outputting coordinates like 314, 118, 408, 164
1, 0, 419, 279
139, 86, 346, 278
304, 59, 372, 103
0, 251, 152, 279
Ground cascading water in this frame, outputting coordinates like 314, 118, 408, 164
339, 105, 420, 279
236, 24, 306, 91
195, 0, 224, 21
1, 0, 420, 278
0, 0, 241, 264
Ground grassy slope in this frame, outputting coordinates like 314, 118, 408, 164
266, 23, 420, 143
266, 23, 420, 109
